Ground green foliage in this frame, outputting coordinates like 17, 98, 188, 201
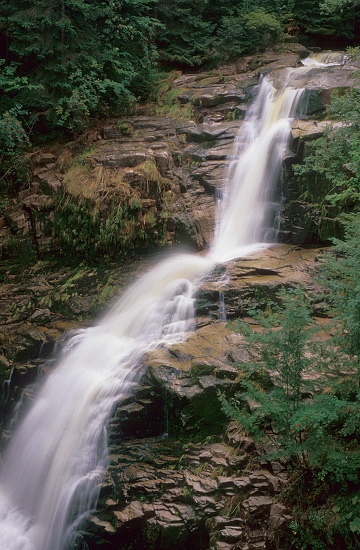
0, 0, 159, 137
152, 80, 196, 119
216, 9, 282, 61
155, 0, 215, 67
220, 221, 360, 547
52, 193, 166, 263
0, 0, 358, 181
0, 109, 30, 156
293, 0, 358, 37
293, 89, 360, 208
0, 107, 31, 191
220, 288, 321, 464
155, 1, 286, 68
0, 0, 357, 162
154, 0, 357, 69
0, 61, 32, 183
321, 214, 360, 377
320, 0, 360, 12
221, 282, 360, 476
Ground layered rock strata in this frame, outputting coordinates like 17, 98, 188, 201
1, 44, 359, 258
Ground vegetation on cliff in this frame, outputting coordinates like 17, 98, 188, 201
220, 215, 360, 548
0, 0, 359, 167
293, 80, 360, 209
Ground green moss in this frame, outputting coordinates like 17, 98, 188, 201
51, 191, 168, 264
190, 364, 215, 379
153, 83, 197, 120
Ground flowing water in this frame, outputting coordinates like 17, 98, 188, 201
211, 77, 304, 262
0, 52, 345, 550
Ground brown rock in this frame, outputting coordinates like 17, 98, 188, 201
114, 500, 147, 526
242, 496, 273, 516
267, 503, 290, 541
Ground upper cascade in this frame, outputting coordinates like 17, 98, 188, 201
301, 50, 347, 67
210, 50, 349, 263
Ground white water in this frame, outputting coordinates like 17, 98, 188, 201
0, 53, 340, 550
210, 76, 304, 263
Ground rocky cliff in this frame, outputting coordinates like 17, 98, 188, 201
0, 243, 328, 549
0, 43, 359, 550
1, 43, 359, 262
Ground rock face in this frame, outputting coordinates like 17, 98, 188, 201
0, 242, 327, 548
0, 43, 357, 549
83, 427, 290, 550
76, 245, 322, 549
1, 44, 358, 259
83, 333, 292, 550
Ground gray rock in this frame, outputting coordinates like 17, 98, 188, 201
29, 308, 51, 323
242, 496, 273, 516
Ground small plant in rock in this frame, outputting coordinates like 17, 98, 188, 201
220, 287, 320, 466
221, 284, 360, 474
221, 253, 360, 548
182, 485, 193, 503
222, 494, 244, 518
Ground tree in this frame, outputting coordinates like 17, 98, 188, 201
220, 228, 360, 547
154, 0, 287, 68
320, 0, 360, 12
216, 8, 282, 61
293, 87, 360, 209
154, 0, 215, 67
321, 214, 360, 391
292, 0, 358, 37
219, 287, 323, 466
0, 0, 159, 135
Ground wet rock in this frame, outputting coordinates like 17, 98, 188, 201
182, 122, 239, 143
291, 119, 342, 142
218, 525, 244, 543
197, 245, 323, 320
11, 361, 42, 387
82, 423, 296, 550
114, 500, 151, 526
89, 516, 116, 535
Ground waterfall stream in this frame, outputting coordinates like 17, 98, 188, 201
0, 53, 344, 550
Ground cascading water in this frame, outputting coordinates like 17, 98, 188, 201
210, 75, 305, 263
0, 254, 212, 550
0, 52, 343, 550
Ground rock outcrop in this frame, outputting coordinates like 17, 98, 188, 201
1, 44, 358, 259
74, 243, 326, 549
0, 43, 357, 550
83, 426, 291, 550
80, 323, 293, 550
0, 241, 328, 547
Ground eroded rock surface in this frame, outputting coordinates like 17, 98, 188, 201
83, 423, 291, 550
0, 238, 331, 550
1, 44, 358, 258
72, 245, 324, 549
0, 43, 355, 550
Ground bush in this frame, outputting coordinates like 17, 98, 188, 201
293, 87, 360, 209
216, 9, 282, 61
220, 274, 360, 548
0, 110, 30, 157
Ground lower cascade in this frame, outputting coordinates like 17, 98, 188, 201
0, 53, 345, 550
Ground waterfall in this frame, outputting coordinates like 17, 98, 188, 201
0, 53, 340, 550
0, 254, 212, 550
210, 76, 304, 263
